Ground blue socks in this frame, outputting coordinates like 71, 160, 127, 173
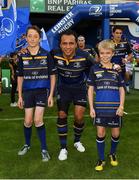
110, 136, 119, 155
36, 124, 47, 151
57, 118, 68, 149
96, 136, 105, 160
24, 125, 32, 147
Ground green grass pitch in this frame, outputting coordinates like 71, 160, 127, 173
0, 90, 139, 179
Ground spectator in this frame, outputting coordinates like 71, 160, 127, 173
9, 53, 18, 107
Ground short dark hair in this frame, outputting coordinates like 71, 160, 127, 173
59, 29, 78, 42
112, 26, 124, 33
26, 25, 41, 38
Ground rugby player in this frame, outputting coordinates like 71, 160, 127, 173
51, 30, 95, 161
111, 26, 132, 92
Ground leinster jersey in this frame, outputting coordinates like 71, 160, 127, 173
17, 47, 56, 90
111, 39, 132, 65
52, 48, 94, 85
87, 63, 125, 117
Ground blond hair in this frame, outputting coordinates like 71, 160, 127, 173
98, 39, 115, 52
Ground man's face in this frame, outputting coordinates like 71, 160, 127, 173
77, 37, 85, 49
112, 29, 123, 41
26, 29, 40, 48
60, 34, 77, 59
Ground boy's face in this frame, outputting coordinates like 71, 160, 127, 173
26, 29, 40, 48
99, 48, 114, 64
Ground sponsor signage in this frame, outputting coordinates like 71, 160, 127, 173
2, 69, 11, 93
30, 0, 45, 13
46, 0, 105, 14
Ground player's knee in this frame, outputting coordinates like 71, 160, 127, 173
111, 133, 120, 139
74, 114, 84, 123
34, 120, 44, 127
111, 128, 120, 138
58, 111, 67, 119
24, 120, 33, 127
97, 131, 106, 138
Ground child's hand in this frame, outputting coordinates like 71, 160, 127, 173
116, 106, 124, 116
90, 108, 96, 118
18, 97, 24, 109
47, 95, 54, 107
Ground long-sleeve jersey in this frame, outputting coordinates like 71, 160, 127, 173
51, 48, 94, 86
17, 47, 56, 91
87, 63, 125, 117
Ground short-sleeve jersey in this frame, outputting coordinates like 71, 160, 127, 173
111, 39, 132, 65
52, 48, 94, 85
87, 63, 125, 117
17, 47, 56, 91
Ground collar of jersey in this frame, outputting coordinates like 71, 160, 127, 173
54, 55, 86, 65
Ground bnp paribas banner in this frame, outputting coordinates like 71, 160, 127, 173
46, 0, 105, 13
30, 0, 46, 12
2, 69, 11, 93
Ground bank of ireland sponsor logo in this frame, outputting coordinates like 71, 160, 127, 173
32, 71, 38, 75
89, 5, 102, 16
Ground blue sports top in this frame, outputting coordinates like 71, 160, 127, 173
111, 39, 132, 66
17, 47, 56, 91
51, 48, 94, 86
87, 63, 125, 117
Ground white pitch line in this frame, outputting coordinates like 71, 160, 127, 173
0, 115, 89, 121
0, 112, 139, 121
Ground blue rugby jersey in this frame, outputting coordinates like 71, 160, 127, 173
17, 47, 56, 91
52, 48, 94, 85
111, 39, 132, 65
87, 63, 125, 117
